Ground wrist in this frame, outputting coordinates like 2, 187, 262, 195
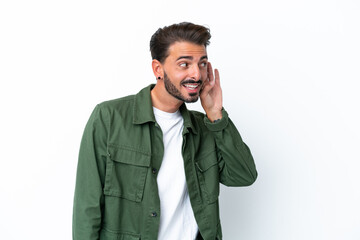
206, 110, 223, 123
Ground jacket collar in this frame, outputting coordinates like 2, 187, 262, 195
133, 84, 198, 135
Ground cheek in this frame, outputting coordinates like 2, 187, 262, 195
172, 71, 188, 82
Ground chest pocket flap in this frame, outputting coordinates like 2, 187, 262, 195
104, 145, 151, 202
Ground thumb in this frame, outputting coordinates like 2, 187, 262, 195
200, 78, 215, 97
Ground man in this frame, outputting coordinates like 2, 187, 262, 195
73, 22, 257, 240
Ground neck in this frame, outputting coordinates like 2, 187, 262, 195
151, 83, 183, 113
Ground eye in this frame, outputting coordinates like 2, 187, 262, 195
200, 62, 207, 68
179, 62, 188, 67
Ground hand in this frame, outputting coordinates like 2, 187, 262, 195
200, 62, 223, 122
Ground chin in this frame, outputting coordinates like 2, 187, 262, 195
184, 94, 200, 103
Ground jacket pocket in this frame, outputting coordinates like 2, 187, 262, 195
195, 150, 220, 204
104, 145, 150, 202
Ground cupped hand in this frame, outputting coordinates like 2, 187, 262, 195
200, 62, 223, 122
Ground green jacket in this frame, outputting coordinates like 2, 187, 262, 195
73, 84, 257, 240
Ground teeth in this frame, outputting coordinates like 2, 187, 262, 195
184, 84, 198, 90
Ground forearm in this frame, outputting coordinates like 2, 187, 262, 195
73, 153, 104, 239
205, 109, 257, 186
73, 105, 108, 239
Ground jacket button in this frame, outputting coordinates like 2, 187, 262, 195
151, 212, 157, 217
152, 168, 157, 174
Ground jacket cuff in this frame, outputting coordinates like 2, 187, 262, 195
204, 108, 229, 131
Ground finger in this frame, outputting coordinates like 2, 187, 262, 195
200, 76, 214, 96
200, 84, 214, 99
202, 62, 214, 95
207, 62, 214, 83
214, 68, 220, 87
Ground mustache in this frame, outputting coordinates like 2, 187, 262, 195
180, 79, 203, 85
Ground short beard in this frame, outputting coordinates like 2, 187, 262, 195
163, 72, 202, 103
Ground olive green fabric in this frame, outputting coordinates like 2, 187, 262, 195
73, 84, 257, 240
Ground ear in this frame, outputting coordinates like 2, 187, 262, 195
152, 59, 164, 80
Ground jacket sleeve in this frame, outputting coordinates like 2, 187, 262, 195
204, 108, 257, 186
73, 105, 108, 240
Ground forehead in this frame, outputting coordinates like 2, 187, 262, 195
166, 41, 207, 60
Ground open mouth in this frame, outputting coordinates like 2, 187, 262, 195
181, 80, 202, 94
183, 83, 200, 91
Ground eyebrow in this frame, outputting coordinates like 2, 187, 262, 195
176, 55, 208, 61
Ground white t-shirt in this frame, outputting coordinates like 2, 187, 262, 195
153, 107, 198, 240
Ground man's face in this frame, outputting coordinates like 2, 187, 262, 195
161, 41, 208, 103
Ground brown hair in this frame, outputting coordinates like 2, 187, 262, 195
150, 22, 211, 63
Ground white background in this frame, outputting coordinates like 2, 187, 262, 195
1, 0, 359, 239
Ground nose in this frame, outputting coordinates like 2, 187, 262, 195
189, 65, 201, 80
